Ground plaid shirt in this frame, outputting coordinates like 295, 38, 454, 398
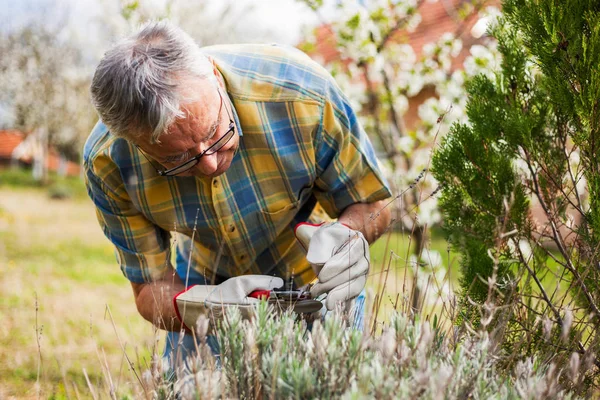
84, 44, 391, 286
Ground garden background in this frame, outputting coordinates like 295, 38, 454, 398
1, 0, 598, 398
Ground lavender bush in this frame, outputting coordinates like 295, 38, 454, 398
136, 302, 583, 399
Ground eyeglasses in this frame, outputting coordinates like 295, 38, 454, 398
137, 88, 236, 176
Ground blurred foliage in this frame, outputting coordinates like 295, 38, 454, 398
0, 21, 97, 163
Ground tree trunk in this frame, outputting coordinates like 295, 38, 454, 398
411, 224, 427, 313
32, 127, 48, 184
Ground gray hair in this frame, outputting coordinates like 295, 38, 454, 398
90, 20, 215, 143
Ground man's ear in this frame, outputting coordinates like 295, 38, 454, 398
207, 56, 225, 89
205, 56, 219, 80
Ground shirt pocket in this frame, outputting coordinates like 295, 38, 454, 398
257, 172, 316, 250
259, 189, 299, 244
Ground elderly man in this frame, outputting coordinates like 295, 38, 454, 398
84, 20, 392, 361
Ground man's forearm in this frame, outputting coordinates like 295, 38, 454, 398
131, 269, 186, 332
338, 199, 392, 244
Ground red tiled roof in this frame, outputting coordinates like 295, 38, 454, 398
0, 129, 80, 176
0, 130, 25, 159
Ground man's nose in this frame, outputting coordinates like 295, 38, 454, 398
196, 151, 218, 175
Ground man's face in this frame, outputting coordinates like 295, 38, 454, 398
136, 77, 239, 178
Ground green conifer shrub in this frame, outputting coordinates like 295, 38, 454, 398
432, 0, 599, 392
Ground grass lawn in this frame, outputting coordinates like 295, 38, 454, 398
0, 168, 461, 398
0, 173, 159, 398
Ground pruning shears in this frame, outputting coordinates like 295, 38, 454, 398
249, 288, 323, 314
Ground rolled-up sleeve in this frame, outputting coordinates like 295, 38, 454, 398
84, 152, 170, 283
313, 80, 392, 217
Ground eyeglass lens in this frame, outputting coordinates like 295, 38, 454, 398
160, 126, 235, 176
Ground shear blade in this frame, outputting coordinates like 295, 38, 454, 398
291, 299, 323, 314
268, 298, 322, 314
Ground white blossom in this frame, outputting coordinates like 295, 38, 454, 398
417, 195, 441, 226
396, 135, 415, 154
464, 44, 500, 79
393, 94, 409, 114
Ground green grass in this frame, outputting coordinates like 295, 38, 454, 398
0, 166, 89, 200
0, 165, 43, 187
370, 229, 459, 271
1, 234, 122, 285
368, 229, 462, 320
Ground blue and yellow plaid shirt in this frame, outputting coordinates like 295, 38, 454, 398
84, 44, 392, 287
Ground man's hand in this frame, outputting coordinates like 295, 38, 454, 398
131, 268, 186, 332
131, 270, 283, 332
174, 275, 283, 331
295, 222, 369, 310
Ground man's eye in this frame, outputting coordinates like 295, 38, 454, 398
165, 151, 190, 163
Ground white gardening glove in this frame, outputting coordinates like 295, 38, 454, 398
295, 222, 370, 311
174, 275, 283, 331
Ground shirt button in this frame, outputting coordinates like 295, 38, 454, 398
213, 179, 218, 188
229, 224, 235, 232
240, 255, 246, 261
